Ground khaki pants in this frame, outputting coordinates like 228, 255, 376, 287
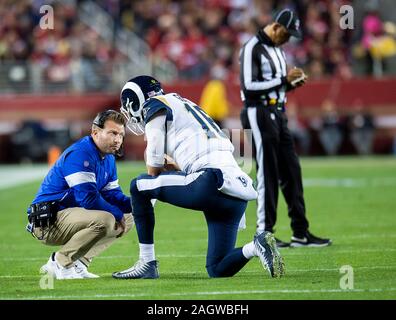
33, 207, 134, 268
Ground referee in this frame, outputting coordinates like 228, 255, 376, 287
239, 9, 331, 247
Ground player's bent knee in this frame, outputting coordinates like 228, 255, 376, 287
130, 178, 139, 196
130, 174, 151, 196
89, 211, 116, 236
206, 265, 223, 278
102, 212, 116, 230
206, 263, 236, 278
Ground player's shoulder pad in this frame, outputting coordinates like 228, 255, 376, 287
143, 96, 173, 124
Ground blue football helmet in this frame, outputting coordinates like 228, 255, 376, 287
120, 75, 164, 135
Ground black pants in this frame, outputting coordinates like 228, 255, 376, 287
241, 106, 309, 237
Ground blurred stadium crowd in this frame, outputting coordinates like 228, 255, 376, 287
0, 0, 124, 92
1, 0, 396, 163
1, 0, 396, 91
118, 0, 354, 81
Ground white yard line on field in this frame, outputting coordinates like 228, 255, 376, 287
337, 234, 396, 239
301, 158, 396, 168
2, 247, 396, 262
302, 177, 396, 188
0, 165, 48, 190
0, 163, 395, 190
2, 287, 396, 300
1, 264, 395, 279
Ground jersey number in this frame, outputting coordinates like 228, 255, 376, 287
183, 102, 226, 139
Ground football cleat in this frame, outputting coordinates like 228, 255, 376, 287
112, 260, 159, 279
40, 252, 84, 280
254, 231, 285, 278
74, 259, 99, 278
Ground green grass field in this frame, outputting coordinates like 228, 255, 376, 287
0, 157, 395, 300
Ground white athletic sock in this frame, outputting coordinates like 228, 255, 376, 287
242, 241, 256, 259
139, 243, 155, 262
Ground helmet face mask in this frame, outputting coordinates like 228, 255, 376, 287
120, 95, 145, 135
120, 105, 145, 136
120, 76, 163, 136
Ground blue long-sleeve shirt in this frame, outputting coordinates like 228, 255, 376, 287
28, 136, 131, 221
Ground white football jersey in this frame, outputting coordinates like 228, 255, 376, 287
143, 92, 258, 201
143, 93, 237, 173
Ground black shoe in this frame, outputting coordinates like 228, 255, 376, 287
290, 231, 332, 247
275, 237, 290, 248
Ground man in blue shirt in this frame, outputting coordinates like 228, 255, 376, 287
27, 110, 134, 280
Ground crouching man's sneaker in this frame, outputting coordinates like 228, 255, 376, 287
74, 260, 99, 278
112, 260, 159, 279
290, 231, 332, 247
254, 231, 285, 278
40, 252, 84, 280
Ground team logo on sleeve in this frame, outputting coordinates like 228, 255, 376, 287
84, 161, 90, 167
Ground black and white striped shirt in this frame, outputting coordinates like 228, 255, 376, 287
239, 29, 291, 106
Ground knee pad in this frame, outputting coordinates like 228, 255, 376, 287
88, 213, 114, 237
130, 176, 153, 219
130, 174, 151, 196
